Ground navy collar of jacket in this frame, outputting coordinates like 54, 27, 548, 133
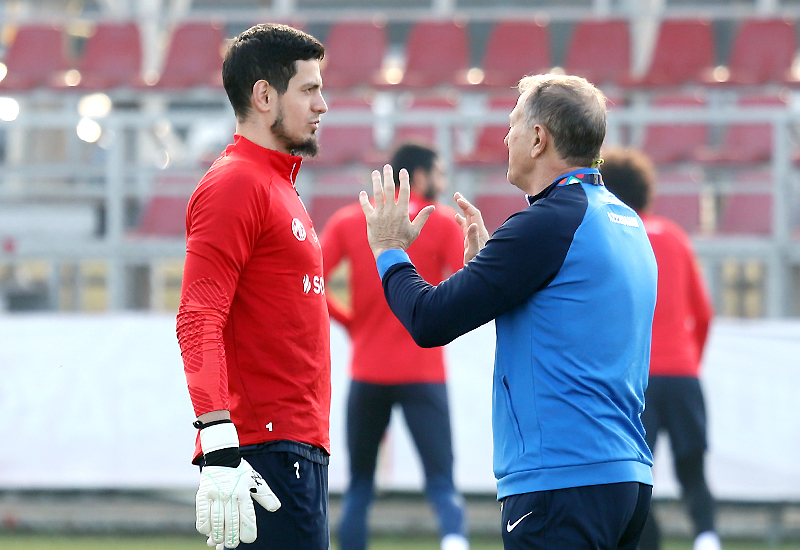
526, 167, 603, 206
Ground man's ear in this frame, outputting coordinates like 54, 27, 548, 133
530, 124, 547, 159
251, 80, 274, 115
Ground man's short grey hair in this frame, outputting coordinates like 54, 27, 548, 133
518, 74, 607, 167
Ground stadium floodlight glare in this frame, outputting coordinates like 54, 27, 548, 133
77, 117, 102, 143
466, 67, 484, 85
64, 69, 81, 87
143, 70, 159, 86
78, 93, 112, 118
712, 65, 730, 83
0, 63, 7, 83
0, 97, 20, 122
157, 150, 170, 169
383, 66, 403, 85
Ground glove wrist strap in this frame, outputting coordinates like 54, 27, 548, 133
199, 420, 241, 467
203, 447, 242, 468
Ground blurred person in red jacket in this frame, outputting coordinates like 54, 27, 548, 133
321, 142, 469, 550
601, 148, 719, 550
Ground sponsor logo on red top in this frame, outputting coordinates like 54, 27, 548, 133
292, 218, 306, 241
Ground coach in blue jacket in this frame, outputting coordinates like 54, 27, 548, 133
360, 74, 658, 550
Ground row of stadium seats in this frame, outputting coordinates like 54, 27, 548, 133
325, 18, 798, 89
304, 92, 790, 167
132, 168, 778, 239
1, 17, 797, 91
0, 21, 223, 89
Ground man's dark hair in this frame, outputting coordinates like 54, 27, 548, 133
599, 148, 656, 213
518, 74, 606, 167
390, 142, 438, 188
222, 24, 325, 121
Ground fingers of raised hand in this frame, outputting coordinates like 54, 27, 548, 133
358, 191, 373, 217
371, 170, 384, 209
455, 213, 468, 232
384, 165, 396, 205
411, 204, 434, 234
396, 167, 411, 207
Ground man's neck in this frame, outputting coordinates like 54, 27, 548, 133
527, 162, 589, 196
235, 119, 289, 154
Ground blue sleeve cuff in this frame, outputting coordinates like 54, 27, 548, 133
377, 249, 412, 279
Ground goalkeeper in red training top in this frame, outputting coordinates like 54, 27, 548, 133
176, 24, 331, 550
601, 148, 719, 550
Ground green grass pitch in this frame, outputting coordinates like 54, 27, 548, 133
0, 535, 796, 550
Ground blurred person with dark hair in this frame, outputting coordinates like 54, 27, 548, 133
176, 23, 331, 550
359, 74, 657, 550
601, 148, 718, 550
321, 142, 470, 550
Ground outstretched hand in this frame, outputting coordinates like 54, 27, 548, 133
359, 164, 434, 259
454, 192, 490, 264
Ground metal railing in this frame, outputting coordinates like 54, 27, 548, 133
0, 91, 798, 315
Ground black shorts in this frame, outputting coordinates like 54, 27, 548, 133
227, 441, 330, 550
500, 482, 651, 550
642, 376, 707, 459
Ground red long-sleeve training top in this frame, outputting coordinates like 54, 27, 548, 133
643, 214, 713, 377
320, 192, 464, 384
177, 136, 331, 462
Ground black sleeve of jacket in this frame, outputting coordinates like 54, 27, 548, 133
382, 189, 587, 347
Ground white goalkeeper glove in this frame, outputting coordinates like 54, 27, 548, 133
195, 420, 281, 549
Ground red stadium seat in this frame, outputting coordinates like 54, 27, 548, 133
638, 20, 715, 86
308, 195, 356, 233
651, 195, 702, 235
77, 22, 142, 89
458, 96, 516, 165
563, 20, 630, 86
322, 21, 386, 89
718, 193, 773, 235
695, 95, 787, 165
131, 174, 200, 237
726, 19, 796, 85
393, 95, 458, 148
479, 21, 550, 89
399, 21, 470, 88
309, 170, 364, 231
310, 97, 378, 166
135, 196, 190, 237
715, 170, 773, 235
0, 24, 69, 89
154, 23, 224, 89
474, 192, 528, 234
641, 95, 709, 165
649, 170, 704, 234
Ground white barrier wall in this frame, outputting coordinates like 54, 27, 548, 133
0, 314, 798, 500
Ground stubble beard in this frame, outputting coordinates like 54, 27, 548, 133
270, 104, 319, 157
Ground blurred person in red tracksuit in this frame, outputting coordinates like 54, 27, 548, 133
601, 148, 719, 550
321, 142, 470, 550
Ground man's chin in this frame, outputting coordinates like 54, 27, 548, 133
290, 138, 319, 158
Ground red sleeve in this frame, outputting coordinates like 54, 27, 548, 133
685, 241, 713, 358
442, 212, 466, 276
176, 172, 268, 417
320, 209, 354, 328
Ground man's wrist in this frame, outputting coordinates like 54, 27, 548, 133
199, 420, 241, 467
376, 249, 412, 279
370, 238, 408, 258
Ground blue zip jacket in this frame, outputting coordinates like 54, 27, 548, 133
377, 169, 657, 498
